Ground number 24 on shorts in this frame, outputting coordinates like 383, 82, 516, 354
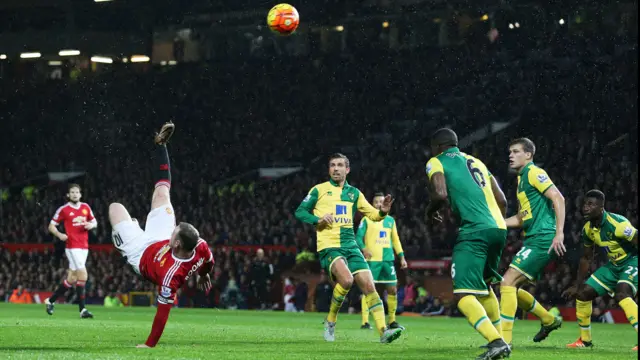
516, 247, 532, 260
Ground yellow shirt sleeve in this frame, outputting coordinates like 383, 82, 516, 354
581, 224, 594, 247
527, 166, 554, 194
614, 219, 637, 242
391, 220, 404, 256
425, 157, 444, 181
356, 190, 385, 222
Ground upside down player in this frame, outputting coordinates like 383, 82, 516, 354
562, 190, 638, 351
109, 122, 214, 348
46, 183, 97, 319
425, 128, 510, 360
294, 153, 403, 344
356, 192, 408, 330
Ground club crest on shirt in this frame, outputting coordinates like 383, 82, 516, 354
165, 207, 173, 215
160, 286, 172, 298
348, 193, 354, 201
624, 227, 633, 238
537, 174, 549, 183
82, 209, 88, 215
160, 258, 167, 267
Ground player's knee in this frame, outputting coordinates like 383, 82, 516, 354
109, 203, 130, 225
76, 269, 88, 281
614, 290, 633, 303
500, 269, 520, 287
67, 271, 77, 283
452, 294, 466, 307
337, 276, 354, 290
577, 285, 597, 302
387, 286, 398, 295
151, 187, 171, 208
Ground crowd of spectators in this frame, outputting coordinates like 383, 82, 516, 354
0, 9, 637, 312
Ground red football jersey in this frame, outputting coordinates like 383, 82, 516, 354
139, 239, 214, 304
50, 202, 96, 249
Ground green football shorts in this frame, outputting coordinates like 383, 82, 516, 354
318, 247, 369, 281
509, 234, 556, 281
368, 261, 397, 284
586, 256, 638, 296
451, 228, 507, 296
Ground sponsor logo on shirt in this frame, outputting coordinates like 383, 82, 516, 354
184, 258, 206, 282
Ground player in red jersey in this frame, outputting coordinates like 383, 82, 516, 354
46, 183, 97, 318
109, 122, 214, 348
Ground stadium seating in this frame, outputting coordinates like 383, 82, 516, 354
0, 29, 636, 311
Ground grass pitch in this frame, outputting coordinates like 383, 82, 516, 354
0, 303, 636, 359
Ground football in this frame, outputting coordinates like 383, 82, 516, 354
267, 4, 300, 35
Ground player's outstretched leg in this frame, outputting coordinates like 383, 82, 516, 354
519, 288, 561, 342
354, 272, 403, 344
151, 121, 175, 210
324, 259, 352, 342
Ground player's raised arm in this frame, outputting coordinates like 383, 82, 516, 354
294, 187, 321, 225
356, 190, 389, 221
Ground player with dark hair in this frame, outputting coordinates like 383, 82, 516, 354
425, 128, 511, 360
356, 192, 408, 330
46, 183, 97, 319
295, 153, 403, 344
109, 122, 214, 348
563, 190, 638, 350
499, 137, 565, 346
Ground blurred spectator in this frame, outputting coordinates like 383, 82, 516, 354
251, 249, 273, 310
293, 278, 308, 312
314, 273, 332, 313
104, 291, 124, 308
421, 298, 446, 317
9, 285, 33, 304
283, 277, 296, 312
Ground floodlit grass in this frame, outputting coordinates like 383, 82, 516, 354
0, 303, 636, 359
